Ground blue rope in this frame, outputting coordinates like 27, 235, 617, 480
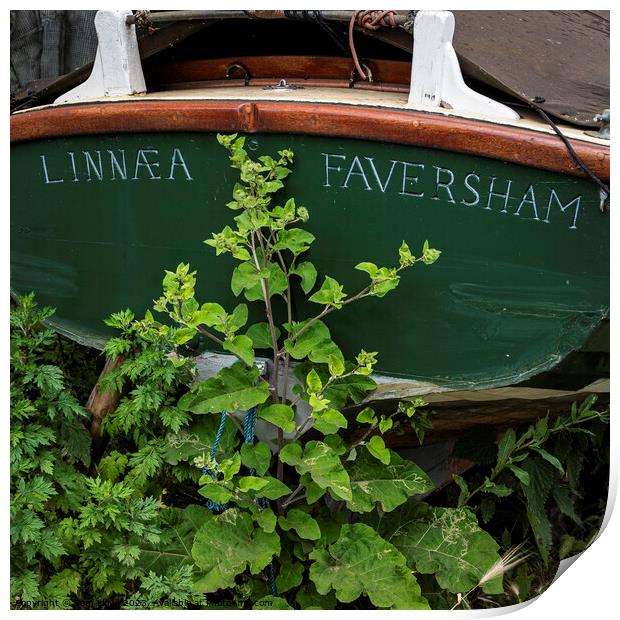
242, 407, 277, 595
203, 405, 277, 596
201, 411, 228, 514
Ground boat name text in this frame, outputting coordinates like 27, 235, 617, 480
322, 152, 582, 229
39, 148, 193, 184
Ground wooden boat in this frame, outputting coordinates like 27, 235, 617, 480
10, 10, 609, 397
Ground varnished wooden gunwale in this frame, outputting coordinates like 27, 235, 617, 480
144, 55, 413, 87
10, 99, 609, 180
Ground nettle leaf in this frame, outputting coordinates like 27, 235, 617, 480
280, 441, 351, 502
223, 335, 254, 366
367, 435, 390, 465
346, 447, 433, 513
309, 523, 428, 609
290, 261, 317, 294
532, 447, 564, 474
192, 508, 280, 592
178, 363, 269, 414
245, 322, 279, 349
375, 501, 503, 595
240, 442, 271, 475
508, 464, 530, 487
496, 428, 516, 468
258, 404, 295, 432
273, 228, 315, 255
520, 458, 556, 562
278, 509, 321, 540
309, 276, 347, 309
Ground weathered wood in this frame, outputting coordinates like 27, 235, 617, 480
361, 10, 610, 127
10, 100, 609, 180
376, 391, 610, 448
86, 356, 124, 444
10, 20, 212, 111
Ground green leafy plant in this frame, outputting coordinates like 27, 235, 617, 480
10, 134, 609, 610
112, 133, 497, 610
10, 294, 92, 607
446, 395, 609, 608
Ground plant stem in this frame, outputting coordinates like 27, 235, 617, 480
281, 483, 304, 509
251, 230, 285, 481
194, 325, 225, 347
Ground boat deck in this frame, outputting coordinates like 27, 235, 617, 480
15, 85, 607, 148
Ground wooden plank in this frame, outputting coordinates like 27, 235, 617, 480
373, 392, 610, 447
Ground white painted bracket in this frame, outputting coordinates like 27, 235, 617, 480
55, 10, 146, 104
408, 11, 519, 120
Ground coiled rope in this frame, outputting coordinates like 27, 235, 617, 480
348, 10, 398, 81
202, 405, 277, 596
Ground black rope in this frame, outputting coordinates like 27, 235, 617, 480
284, 10, 350, 56
529, 97, 609, 212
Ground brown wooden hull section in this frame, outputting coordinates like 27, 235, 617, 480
11, 99, 609, 180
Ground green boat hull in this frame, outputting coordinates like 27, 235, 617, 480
11, 132, 609, 388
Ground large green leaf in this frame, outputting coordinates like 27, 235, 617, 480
278, 509, 321, 540
245, 322, 279, 349
231, 262, 262, 297
137, 505, 208, 574
280, 441, 351, 502
244, 262, 288, 301
258, 404, 295, 432
284, 320, 342, 364
290, 261, 317, 294
164, 415, 239, 465
178, 363, 269, 414
272, 228, 315, 255
345, 448, 433, 513
191, 508, 280, 592
309, 524, 428, 609
294, 363, 376, 409
374, 501, 502, 594
223, 334, 254, 366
